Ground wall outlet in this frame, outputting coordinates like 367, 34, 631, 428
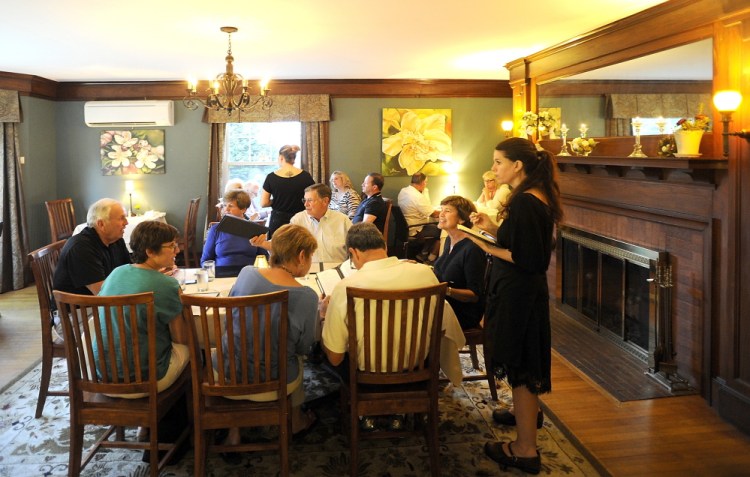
20, 156, 25, 164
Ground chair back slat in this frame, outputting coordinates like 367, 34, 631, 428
53, 291, 156, 396
181, 291, 289, 397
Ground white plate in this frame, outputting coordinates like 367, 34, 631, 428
673, 153, 702, 158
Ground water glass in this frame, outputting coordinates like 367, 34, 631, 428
175, 268, 186, 291
203, 260, 215, 281
195, 269, 209, 292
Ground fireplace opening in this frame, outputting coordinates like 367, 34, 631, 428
557, 226, 690, 391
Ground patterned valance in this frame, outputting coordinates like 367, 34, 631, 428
207, 94, 330, 123
0, 90, 21, 123
607, 93, 712, 119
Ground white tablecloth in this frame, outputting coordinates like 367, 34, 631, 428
73, 210, 167, 252
181, 272, 465, 385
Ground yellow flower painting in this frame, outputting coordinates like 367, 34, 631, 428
381, 108, 452, 176
100, 129, 165, 175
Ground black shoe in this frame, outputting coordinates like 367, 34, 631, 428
484, 441, 541, 475
492, 408, 544, 429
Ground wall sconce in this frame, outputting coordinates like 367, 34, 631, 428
124, 180, 135, 216
713, 90, 747, 157
501, 120, 514, 138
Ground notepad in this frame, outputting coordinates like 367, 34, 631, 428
216, 214, 269, 239
457, 224, 497, 244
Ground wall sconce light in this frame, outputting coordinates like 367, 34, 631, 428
124, 180, 135, 216
501, 120, 514, 138
713, 90, 747, 157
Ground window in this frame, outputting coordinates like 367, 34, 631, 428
223, 122, 302, 188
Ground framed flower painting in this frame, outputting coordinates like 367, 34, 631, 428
100, 130, 165, 175
381, 108, 452, 176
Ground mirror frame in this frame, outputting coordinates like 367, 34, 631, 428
505, 0, 749, 157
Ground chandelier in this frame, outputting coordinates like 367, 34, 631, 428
183, 26, 272, 115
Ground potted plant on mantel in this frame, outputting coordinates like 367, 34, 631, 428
673, 106, 710, 157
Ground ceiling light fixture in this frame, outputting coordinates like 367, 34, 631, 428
713, 90, 747, 157
183, 26, 272, 115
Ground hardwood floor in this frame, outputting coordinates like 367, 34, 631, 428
2, 285, 750, 475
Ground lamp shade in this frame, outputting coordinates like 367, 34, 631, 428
501, 120, 514, 132
713, 90, 742, 113
124, 180, 135, 193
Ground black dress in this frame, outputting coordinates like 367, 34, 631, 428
432, 237, 486, 329
263, 171, 315, 237
486, 193, 554, 394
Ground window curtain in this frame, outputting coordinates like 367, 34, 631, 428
606, 93, 712, 135
207, 122, 226, 226
206, 94, 331, 203
0, 90, 30, 293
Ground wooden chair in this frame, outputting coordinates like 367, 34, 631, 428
341, 283, 447, 477
390, 204, 437, 260
179, 196, 201, 267
53, 291, 190, 477
29, 239, 68, 418
460, 254, 498, 400
181, 291, 291, 477
45, 198, 76, 242
381, 198, 394, 252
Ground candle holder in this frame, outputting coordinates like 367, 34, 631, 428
628, 118, 647, 157
558, 124, 571, 156
655, 117, 667, 136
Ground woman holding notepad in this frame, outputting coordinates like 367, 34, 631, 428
468, 138, 563, 475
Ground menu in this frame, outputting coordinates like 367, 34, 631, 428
457, 224, 497, 245
216, 214, 268, 239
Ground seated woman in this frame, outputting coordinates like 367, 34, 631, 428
220, 224, 320, 447
202, 189, 268, 272
432, 196, 486, 329
96, 221, 189, 397
476, 170, 512, 224
329, 170, 361, 219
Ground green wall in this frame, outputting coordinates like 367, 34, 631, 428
19, 96, 511, 251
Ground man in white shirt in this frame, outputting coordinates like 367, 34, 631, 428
397, 173, 440, 263
251, 183, 351, 263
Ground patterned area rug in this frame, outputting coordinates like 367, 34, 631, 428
0, 351, 602, 476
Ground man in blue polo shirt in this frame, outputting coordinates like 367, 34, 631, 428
351, 172, 387, 233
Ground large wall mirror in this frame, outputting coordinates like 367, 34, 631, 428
537, 39, 713, 138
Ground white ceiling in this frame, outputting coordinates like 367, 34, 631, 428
2, 0, 670, 83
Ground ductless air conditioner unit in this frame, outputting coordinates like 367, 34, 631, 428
84, 100, 174, 128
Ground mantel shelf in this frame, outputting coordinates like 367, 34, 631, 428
555, 155, 727, 185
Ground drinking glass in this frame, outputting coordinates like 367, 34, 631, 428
175, 268, 186, 291
203, 260, 215, 281
195, 269, 209, 292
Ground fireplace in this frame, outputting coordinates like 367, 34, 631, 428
557, 226, 689, 391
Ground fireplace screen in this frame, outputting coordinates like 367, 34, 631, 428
558, 226, 672, 374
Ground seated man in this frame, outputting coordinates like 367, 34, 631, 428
250, 183, 352, 264
53, 198, 132, 296
320, 222, 443, 430
397, 172, 440, 263
351, 172, 387, 233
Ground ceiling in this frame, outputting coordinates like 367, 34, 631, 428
2, 0, 669, 83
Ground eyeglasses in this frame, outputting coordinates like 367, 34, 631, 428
301, 198, 319, 204
161, 242, 179, 251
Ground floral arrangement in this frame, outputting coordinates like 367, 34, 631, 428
537, 110, 556, 135
520, 111, 538, 136
657, 136, 676, 157
569, 136, 597, 155
100, 130, 165, 175
676, 104, 710, 131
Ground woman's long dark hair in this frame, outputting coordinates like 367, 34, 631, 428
497, 137, 563, 224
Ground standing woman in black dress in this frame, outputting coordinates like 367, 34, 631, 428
260, 145, 315, 238
467, 137, 562, 474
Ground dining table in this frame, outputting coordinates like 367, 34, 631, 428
180, 265, 466, 385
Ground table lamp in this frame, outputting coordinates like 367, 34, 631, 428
124, 180, 135, 216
